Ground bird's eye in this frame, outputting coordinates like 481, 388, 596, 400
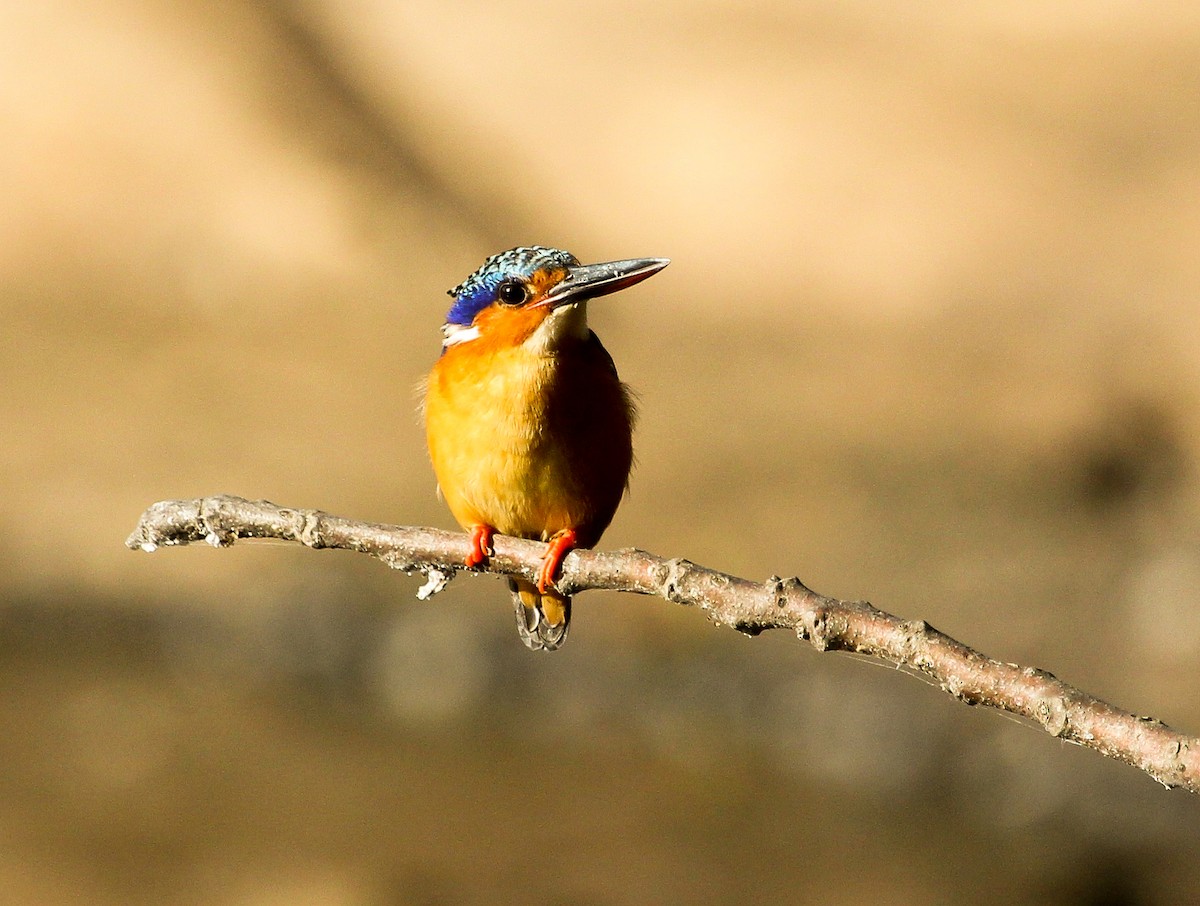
496, 281, 529, 306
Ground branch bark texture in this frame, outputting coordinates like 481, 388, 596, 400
127, 495, 1199, 794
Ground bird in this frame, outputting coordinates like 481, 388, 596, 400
423, 246, 669, 650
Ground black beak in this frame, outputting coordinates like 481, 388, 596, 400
543, 257, 670, 309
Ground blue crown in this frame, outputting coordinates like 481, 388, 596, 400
445, 246, 578, 326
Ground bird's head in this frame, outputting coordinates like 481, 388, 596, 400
441, 246, 669, 353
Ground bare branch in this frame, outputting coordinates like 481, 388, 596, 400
127, 494, 1200, 794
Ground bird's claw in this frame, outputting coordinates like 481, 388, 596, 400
537, 529, 578, 594
466, 524, 494, 568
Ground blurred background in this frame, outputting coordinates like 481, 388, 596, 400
3, 1, 1200, 902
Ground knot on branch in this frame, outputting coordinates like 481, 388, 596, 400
661, 558, 694, 604
780, 575, 813, 599
900, 619, 937, 672
299, 510, 326, 549
768, 575, 811, 608
1036, 697, 1071, 738
803, 605, 833, 651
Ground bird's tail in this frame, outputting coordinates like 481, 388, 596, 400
508, 577, 571, 651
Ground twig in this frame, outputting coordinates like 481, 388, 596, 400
126, 494, 1200, 794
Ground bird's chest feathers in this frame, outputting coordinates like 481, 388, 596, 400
460, 349, 557, 450
428, 345, 592, 535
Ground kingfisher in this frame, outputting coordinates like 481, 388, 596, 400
423, 246, 669, 650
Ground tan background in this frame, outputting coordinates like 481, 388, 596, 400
3, 1, 1200, 902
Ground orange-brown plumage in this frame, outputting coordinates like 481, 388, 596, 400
423, 246, 667, 650
427, 327, 635, 546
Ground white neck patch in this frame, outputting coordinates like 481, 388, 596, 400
524, 302, 589, 354
441, 323, 481, 348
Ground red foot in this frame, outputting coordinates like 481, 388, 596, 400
466, 524, 494, 568
537, 529, 578, 594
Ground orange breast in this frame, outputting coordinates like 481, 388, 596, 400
424, 333, 634, 546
